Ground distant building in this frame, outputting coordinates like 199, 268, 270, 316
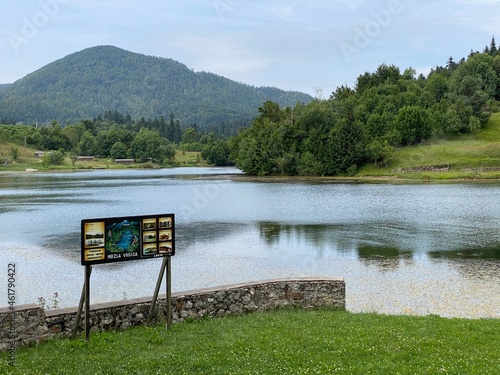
76, 156, 94, 161
34, 151, 45, 157
114, 159, 135, 164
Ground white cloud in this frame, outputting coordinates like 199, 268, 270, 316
0, 0, 499, 94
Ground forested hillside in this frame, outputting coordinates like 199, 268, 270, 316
232, 39, 500, 176
2, 40, 500, 176
0, 45, 312, 134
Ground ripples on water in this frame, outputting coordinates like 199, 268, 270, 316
0, 168, 499, 318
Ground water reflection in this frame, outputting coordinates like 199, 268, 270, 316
428, 248, 500, 283
42, 232, 81, 262
429, 247, 500, 260
257, 221, 498, 258
2, 168, 500, 317
357, 246, 414, 271
39, 219, 500, 284
444, 259, 500, 282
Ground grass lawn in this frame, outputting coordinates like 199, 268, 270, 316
358, 112, 500, 180
175, 150, 209, 167
1, 308, 499, 374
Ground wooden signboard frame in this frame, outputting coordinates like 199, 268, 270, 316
73, 214, 175, 340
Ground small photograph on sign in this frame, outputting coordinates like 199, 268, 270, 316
143, 243, 157, 256
159, 229, 172, 241
84, 222, 105, 248
143, 218, 157, 230
159, 217, 172, 228
143, 231, 157, 243
159, 241, 173, 254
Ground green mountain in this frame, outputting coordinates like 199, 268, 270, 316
0, 45, 312, 130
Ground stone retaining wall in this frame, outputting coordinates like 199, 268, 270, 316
0, 278, 345, 351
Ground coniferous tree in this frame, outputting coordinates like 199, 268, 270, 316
490, 36, 497, 55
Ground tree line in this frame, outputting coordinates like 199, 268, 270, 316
0, 111, 232, 166
231, 39, 500, 175
2, 39, 499, 173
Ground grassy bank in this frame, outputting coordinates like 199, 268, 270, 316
358, 113, 500, 180
1, 308, 499, 374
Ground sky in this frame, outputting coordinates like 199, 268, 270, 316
1, 0, 499, 97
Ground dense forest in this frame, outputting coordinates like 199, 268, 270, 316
2, 39, 500, 174
0, 45, 312, 136
232, 38, 500, 175
0, 109, 235, 166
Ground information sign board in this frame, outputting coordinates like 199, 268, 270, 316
81, 214, 174, 265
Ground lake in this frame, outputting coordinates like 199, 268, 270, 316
1, 167, 499, 318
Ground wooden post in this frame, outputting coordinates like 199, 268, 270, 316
71, 266, 92, 339
84, 265, 91, 341
166, 256, 172, 331
147, 257, 167, 325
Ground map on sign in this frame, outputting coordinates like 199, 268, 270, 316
81, 214, 174, 265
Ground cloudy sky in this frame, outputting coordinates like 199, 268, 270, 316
1, 0, 499, 97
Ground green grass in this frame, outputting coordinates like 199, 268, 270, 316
175, 150, 209, 167
358, 112, 500, 180
0, 142, 43, 171
1, 308, 499, 374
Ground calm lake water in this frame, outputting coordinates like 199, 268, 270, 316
1, 167, 499, 318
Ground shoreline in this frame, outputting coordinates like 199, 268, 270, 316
195, 172, 500, 184
2, 165, 500, 184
